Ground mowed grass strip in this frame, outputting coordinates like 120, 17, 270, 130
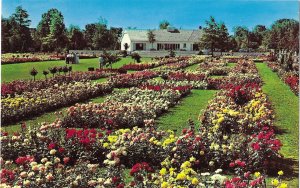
256, 63, 299, 186
1, 57, 151, 82
157, 90, 217, 134
184, 63, 200, 71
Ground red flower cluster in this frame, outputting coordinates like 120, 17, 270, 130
122, 63, 154, 71
229, 159, 246, 168
15, 156, 34, 165
284, 75, 299, 95
225, 83, 259, 105
0, 169, 15, 184
65, 128, 99, 145
129, 162, 153, 176
251, 128, 282, 152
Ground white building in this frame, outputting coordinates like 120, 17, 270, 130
121, 28, 202, 52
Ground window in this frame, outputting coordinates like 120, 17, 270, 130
183, 43, 186, 48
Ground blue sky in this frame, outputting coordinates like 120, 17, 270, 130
2, 0, 299, 33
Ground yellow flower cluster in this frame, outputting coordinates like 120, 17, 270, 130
158, 159, 201, 187
162, 134, 176, 148
107, 135, 118, 143
2, 97, 46, 108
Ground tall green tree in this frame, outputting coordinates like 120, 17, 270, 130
84, 23, 98, 49
199, 16, 219, 56
110, 27, 123, 50
147, 30, 156, 49
233, 26, 251, 51
3, 6, 33, 52
253, 25, 267, 48
264, 19, 299, 52
217, 22, 230, 54
37, 9, 67, 52
1, 18, 12, 53
68, 25, 86, 50
159, 20, 170, 29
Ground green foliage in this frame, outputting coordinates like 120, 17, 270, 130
30, 67, 38, 81
233, 26, 251, 50
124, 43, 130, 51
199, 16, 230, 56
147, 30, 156, 49
131, 52, 141, 63
1, 6, 32, 53
264, 19, 299, 52
68, 25, 86, 50
37, 8, 68, 52
159, 20, 170, 29
169, 50, 176, 57
83, 20, 122, 50
101, 51, 119, 68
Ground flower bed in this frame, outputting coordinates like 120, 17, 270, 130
1, 53, 96, 64
121, 63, 155, 70
0, 109, 286, 188
61, 87, 190, 129
1, 71, 115, 97
121, 57, 193, 71
1, 82, 113, 125
1, 53, 63, 64
168, 71, 207, 81
108, 70, 158, 88
146, 79, 208, 89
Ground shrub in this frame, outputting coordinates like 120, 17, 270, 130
131, 52, 141, 63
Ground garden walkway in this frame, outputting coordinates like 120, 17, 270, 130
256, 63, 299, 186
157, 90, 217, 134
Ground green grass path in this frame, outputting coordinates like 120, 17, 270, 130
157, 90, 217, 133
256, 63, 299, 186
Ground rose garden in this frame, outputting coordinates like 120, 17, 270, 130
1, 53, 299, 187
1, 3, 299, 188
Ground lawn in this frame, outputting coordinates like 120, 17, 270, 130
184, 63, 199, 71
1, 57, 151, 82
256, 63, 299, 186
157, 90, 217, 134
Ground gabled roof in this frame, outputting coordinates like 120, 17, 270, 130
124, 29, 202, 43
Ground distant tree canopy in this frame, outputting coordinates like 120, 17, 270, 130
159, 20, 170, 29
1, 6, 298, 54
263, 19, 299, 52
1, 6, 32, 53
199, 16, 230, 56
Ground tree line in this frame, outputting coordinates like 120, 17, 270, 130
199, 16, 299, 56
2, 6, 299, 55
2, 6, 122, 53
